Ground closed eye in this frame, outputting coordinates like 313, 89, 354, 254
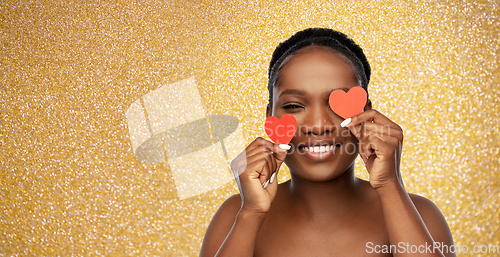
283, 104, 302, 109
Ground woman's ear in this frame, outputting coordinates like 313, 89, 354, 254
364, 99, 372, 111
266, 104, 272, 118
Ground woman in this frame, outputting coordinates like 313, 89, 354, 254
200, 28, 455, 256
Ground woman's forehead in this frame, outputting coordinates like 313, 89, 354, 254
276, 48, 358, 90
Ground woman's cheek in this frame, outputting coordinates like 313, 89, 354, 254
341, 132, 359, 156
342, 140, 358, 156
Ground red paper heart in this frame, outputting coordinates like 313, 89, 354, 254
329, 86, 367, 119
265, 114, 297, 144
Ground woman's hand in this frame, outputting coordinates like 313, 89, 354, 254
230, 137, 288, 215
342, 109, 404, 190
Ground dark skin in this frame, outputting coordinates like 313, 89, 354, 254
200, 46, 455, 257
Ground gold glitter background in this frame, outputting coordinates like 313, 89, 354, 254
1, 0, 499, 256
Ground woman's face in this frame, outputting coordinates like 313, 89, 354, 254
268, 46, 362, 182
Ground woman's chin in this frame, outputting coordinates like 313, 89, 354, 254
287, 161, 356, 183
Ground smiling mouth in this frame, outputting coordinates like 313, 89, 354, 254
299, 143, 342, 153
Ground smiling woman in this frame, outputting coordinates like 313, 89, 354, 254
199, 28, 456, 257
272, 46, 361, 182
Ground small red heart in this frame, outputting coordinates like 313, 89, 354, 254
329, 86, 367, 119
265, 114, 297, 144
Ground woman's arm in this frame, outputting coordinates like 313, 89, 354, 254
344, 109, 455, 257
200, 138, 287, 257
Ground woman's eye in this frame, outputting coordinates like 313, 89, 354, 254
283, 104, 302, 109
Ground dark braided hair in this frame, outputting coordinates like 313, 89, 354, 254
267, 28, 371, 105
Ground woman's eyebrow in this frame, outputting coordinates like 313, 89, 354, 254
329, 87, 352, 94
279, 89, 306, 97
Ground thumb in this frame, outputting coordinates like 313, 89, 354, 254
272, 143, 290, 164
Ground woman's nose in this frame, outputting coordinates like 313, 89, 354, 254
300, 106, 340, 136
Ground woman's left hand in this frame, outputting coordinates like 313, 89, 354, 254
342, 109, 404, 190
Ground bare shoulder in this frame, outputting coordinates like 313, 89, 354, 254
200, 194, 241, 257
212, 193, 242, 219
409, 193, 443, 215
409, 193, 448, 225
409, 193, 455, 254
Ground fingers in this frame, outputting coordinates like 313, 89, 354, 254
272, 143, 289, 162
244, 137, 276, 154
246, 144, 287, 179
349, 122, 403, 144
233, 149, 271, 182
262, 144, 288, 188
341, 110, 403, 165
262, 171, 278, 189
231, 138, 271, 177
231, 137, 288, 184
343, 109, 403, 133
356, 122, 403, 141
342, 109, 403, 145
358, 132, 399, 163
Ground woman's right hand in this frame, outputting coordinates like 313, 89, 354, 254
230, 137, 289, 215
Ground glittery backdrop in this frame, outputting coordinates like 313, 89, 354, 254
1, 0, 499, 256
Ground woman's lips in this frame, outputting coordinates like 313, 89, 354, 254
296, 143, 342, 161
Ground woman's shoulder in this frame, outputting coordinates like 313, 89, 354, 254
209, 193, 242, 226
219, 193, 242, 214
408, 193, 454, 244
408, 193, 444, 216
200, 194, 241, 256
358, 179, 452, 242
357, 178, 447, 219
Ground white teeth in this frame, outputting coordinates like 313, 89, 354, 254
303, 145, 335, 153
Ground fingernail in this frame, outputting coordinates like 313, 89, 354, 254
360, 157, 366, 166
270, 173, 276, 184
262, 180, 269, 189
340, 118, 351, 128
279, 144, 291, 150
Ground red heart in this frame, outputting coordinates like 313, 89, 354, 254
329, 86, 367, 119
265, 114, 297, 144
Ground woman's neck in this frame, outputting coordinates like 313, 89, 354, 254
284, 165, 365, 220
